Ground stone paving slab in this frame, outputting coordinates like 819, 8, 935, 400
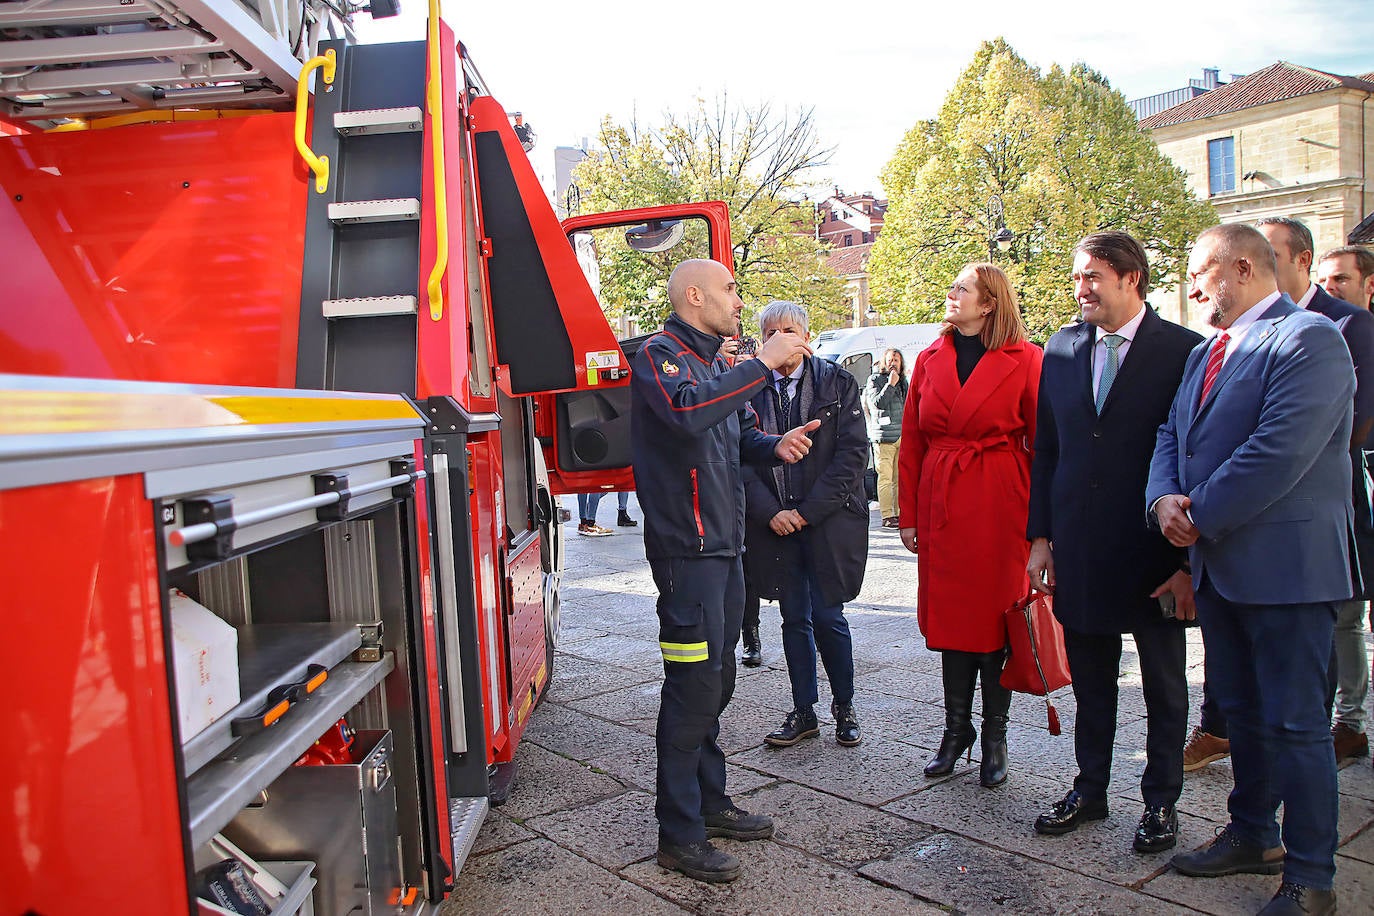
561, 631, 664, 674
739, 780, 935, 869
469, 809, 538, 857
861, 832, 1182, 915
544, 652, 655, 703
1140, 852, 1374, 915
499, 742, 626, 821
525, 790, 657, 871
442, 837, 688, 916
622, 835, 942, 915
728, 731, 932, 807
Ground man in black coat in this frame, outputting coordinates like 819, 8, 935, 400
743, 300, 870, 749
1026, 232, 1202, 854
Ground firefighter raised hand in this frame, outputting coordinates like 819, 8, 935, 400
775, 418, 820, 463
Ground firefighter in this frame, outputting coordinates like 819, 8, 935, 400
631, 258, 817, 883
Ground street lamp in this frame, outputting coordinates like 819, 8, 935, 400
987, 195, 1015, 260
865, 305, 879, 326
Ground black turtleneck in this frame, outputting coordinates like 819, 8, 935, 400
951, 330, 987, 384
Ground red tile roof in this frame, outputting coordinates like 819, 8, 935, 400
826, 242, 873, 276
1139, 61, 1374, 130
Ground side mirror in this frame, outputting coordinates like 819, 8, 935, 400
625, 220, 685, 253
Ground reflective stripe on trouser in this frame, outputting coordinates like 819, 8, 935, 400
649, 554, 744, 846
661, 641, 709, 663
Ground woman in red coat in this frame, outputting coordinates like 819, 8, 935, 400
898, 262, 1041, 788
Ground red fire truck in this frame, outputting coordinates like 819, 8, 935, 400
0, 2, 732, 912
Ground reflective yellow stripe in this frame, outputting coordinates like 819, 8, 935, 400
660, 640, 709, 663
0, 389, 419, 436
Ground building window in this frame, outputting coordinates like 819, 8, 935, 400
1208, 137, 1235, 196
844, 234, 853, 246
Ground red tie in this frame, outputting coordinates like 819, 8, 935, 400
1198, 332, 1230, 407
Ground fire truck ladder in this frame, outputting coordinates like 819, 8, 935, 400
0, 0, 395, 123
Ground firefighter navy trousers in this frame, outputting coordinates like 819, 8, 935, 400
650, 553, 745, 846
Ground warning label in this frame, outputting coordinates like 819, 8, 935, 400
586, 350, 621, 370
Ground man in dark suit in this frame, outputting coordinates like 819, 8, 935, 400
1026, 232, 1201, 854
1259, 217, 1374, 767
1147, 224, 1354, 916
743, 300, 869, 749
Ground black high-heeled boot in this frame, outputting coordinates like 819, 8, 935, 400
979, 649, 1012, 788
925, 651, 980, 777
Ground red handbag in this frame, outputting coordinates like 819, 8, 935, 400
1000, 589, 1072, 735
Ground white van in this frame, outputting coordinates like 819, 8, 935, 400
812, 323, 943, 383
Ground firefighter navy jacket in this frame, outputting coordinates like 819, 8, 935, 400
631, 313, 781, 560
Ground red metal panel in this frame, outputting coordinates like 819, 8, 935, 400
499, 539, 545, 760
0, 114, 307, 386
0, 476, 187, 914
466, 434, 508, 761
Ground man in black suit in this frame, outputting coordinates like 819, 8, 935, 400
1027, 231, 1202, 853
1259, 218, 1374, 766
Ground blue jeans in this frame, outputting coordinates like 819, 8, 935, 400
778, 539, 855, 710
577, 492, 629, 521
1195, 579, 1338, 889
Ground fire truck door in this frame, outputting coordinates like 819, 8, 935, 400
541, 203, 734, 495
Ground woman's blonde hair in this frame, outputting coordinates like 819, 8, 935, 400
941, 262, 1028, 351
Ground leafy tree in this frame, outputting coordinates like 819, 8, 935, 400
868, 39, 1216, 341
570, 97, 849, 331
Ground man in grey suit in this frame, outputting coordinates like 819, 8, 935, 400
1027, 232, 1201, 854
1147, 223, 1355, 916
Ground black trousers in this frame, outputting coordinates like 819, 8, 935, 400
1064, 624, 1187, 807
649, 554, 744, 846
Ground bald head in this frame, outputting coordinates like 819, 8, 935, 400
1199, 224, 1278, 278
1187, 223, 1281, 328
666, 258, 743, 337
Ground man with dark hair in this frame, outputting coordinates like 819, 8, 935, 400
1149, 223, 1353, 916
1259, 217, 1374, 767
1028, 231, 1200, 853
744, 300, 869, 750
631, 258, 819, 883
1318, 245, 1374, 310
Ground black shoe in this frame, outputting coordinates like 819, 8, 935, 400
703, 805, 774, 840
1257, 882, 1337, 916
1170, 824, 1284, 877
979, 715, 1009, 787
1133, 804, 1178, 853
765, 708, 819, 747
617, 510, 638, 527
741, 625, 761, 668
657, 840, 741, 883
832, 700, 862, 747
1033, 789, 1109, 836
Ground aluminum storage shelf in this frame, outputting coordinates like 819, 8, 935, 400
182, 623, 364, 776
186, 654, 395, 849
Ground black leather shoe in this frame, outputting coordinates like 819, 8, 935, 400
616, 510, 638, 527
1033, 789, 1109, 836
657, 840, 741, 883
1170, 824, 1283, 877
765, 708, 819, 747
924, 727, 976, 776
741, 626, 762, 668
1257, 882, 1337, 916
832, 700, 862, 747
1133, 804, 1178, 853
703, 805, 774, 840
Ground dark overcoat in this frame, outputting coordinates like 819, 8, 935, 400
1027, 307, 1201, 634
743, 356, 870, 607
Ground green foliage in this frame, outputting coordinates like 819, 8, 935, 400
868, 39, 1216, 341
571, 98, 849, 332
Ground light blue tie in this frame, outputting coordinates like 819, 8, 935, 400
1096, 333, 1124, 414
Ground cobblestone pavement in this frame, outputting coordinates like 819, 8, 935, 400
444, 497, 1374, 915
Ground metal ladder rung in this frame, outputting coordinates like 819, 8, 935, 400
322, 296, 418, 318
328, 199, 421, 224
334, 107, 424, 136
449, 796, 490, 875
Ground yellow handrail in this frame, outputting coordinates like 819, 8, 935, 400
424, 0, 449, 321
293, 49, 336, 194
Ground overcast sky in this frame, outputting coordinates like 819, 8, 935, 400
358, 0, 1374, 198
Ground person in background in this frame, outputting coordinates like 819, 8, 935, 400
865, 347, 908, 528
898, 262, 1042, 789
1317, 246, 1374, 311
575, 491, 636, 536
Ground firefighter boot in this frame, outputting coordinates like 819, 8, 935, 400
657, 840, 742, 883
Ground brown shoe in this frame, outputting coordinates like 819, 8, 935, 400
1332, 722, 1369, 764
882, 517, 900, 528
1182, 727, 1230, 772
